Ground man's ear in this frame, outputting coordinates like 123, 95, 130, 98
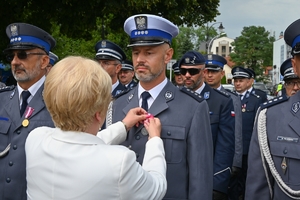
41, 55, 50, 70
116, 64, 122, 74
164, 47, 174, 64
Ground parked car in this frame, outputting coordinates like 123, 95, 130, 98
253, 82, 271, 95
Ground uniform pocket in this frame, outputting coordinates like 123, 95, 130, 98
0, 119, 12, 154
270, 140, 300, 185
161, 125, 185, 163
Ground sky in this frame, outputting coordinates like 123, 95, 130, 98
215, 0, 299, 39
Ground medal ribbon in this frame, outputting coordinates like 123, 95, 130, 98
24, 107, 34, 119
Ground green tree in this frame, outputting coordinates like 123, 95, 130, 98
229, 26, 275, 82
0, 0, 220, 62
176, 26, 196, 59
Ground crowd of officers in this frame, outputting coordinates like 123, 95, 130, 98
0, 13, 300, 200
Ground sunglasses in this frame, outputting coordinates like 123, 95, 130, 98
180, 68, 203, 75
6, 51, 47, 62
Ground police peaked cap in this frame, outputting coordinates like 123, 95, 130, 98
178, 50, 206, 67
204, 54, 227, 71
121, 60, 134, 71
280, 58, 298, 80
124, 14, 179, 47
284, 18, 300, 56
231, 66, 251, 79
4, 23, 56, 53
95, 40, 126, 62
49, 51, 59, 66
172, 61, 180, 74
247, 68, 256, 79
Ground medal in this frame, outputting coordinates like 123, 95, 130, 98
22, 119, 29, 127
22, 107, 34, 128
242, 104, 246, 112
281, 157, 287, 175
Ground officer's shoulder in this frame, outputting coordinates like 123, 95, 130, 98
213, 88, 230, 98
260, 95, 289, 109
179, 86, 204, 103
225, 89, 238, 96
0, 85, 15, 93
113, 87, 132, 99
250, 92, 260, 99
255, 88, 267, 94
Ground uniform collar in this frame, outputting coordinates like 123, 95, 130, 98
17, 76, 45, 104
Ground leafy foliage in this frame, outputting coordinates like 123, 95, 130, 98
1, 0, 220, 62
229, 26, 275, 82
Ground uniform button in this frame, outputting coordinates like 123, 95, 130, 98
8, 161, 13, 166
135, 135, 140, 140
283, 149, 288, 154
6, 178, 11, 183
16, 130, 21, 134
167, 131, 171, 136
13, 145, 17, 150
136, 153, 139, 158
128, 145, 132, 149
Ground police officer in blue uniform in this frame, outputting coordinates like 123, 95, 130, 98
118, 60, 137, 89
279, 58, 300, 97
245, 18, 300, 200
107, 14, 213, 200
179, 51, 235, 199
46, 51, 59, 75
95, 40, 126, 97
230, 66, 261, 200
246, 68, 268, 103
172, 61, 184, 86
0, 23, 55, 200
204, 54, 243, 192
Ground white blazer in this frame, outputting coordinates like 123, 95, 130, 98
26, 122, 166, 200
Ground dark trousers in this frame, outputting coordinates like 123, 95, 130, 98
228, 155, 248, 200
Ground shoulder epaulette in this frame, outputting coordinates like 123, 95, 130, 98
260, 95, 288, 109
180, 86, 204, 103
113, 87, 132, 99
250, 92, 260, 99
225, 89, 238, 96
214, 88, 230, 98
0, 85, 15, 93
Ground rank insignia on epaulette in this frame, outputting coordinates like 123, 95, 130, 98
260, 95, 288, 109
113, 87, 132, 99
180, 86, 204, 102
0, 85, 15, 93
214, 88, 230, 97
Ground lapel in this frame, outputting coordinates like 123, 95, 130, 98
289, 93, 300, 136
4, 88, 21, 128
123, 81, 175, 134
12, 85, 46, 131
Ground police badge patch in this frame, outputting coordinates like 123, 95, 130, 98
135, 16, 147, 30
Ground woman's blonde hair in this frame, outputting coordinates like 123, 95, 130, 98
44, 56, 111, 131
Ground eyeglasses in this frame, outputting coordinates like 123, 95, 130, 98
285, 81, 300, 88
99, 61, 119, 67
180, 68, 203, 76
6, 51, 47, 62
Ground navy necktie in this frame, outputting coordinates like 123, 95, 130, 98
239, 94, 243, 100
20, 91, 31, 116
141, 91, 151, 111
